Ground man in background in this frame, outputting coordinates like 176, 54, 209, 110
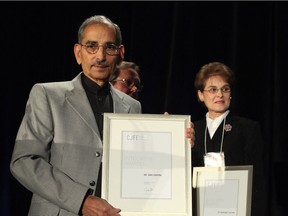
110, 61, 143, 100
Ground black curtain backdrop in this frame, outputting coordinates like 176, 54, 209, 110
1, 1, 288, 216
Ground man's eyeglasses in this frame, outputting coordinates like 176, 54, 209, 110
78, 42, 120, 55
203, 86, 231, 94
113, 78, 143, 92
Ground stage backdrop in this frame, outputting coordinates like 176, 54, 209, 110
1, 1, 287, 216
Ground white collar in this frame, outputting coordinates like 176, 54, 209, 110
206, 110, 229, 138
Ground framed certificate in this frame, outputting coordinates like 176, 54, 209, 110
192, 166, 253, 216
102, 113, 192, 216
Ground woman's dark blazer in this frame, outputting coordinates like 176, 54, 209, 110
192, 112, 267, 216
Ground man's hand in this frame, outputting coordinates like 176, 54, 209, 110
82, 195, 121, 216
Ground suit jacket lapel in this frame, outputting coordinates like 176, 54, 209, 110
64, 74, 132, 137
65, 73, 100, 136
111, 87, 131, 113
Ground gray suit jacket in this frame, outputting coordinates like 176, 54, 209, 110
10, 72, 141, 216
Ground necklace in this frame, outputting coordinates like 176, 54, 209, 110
204, 117, 226, 154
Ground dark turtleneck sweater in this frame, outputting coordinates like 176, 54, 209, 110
81, 73, 113, 197
81, 73, 113, 140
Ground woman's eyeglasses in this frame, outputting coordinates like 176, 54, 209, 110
203, 86, 231, 94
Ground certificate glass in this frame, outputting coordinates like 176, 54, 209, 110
102, 113, 192, 216
192, 166, 253, 216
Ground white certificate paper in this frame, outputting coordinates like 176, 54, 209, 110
203, 179, 239, 216
121, 131, 172, 199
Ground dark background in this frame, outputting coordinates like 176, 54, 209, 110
1, 1, 288, 216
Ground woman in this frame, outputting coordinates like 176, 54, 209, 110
192, 62, 267, 216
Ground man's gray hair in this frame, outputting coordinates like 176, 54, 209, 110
78, 15, 122, 45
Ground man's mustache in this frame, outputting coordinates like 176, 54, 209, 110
91, 61, 109, 67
